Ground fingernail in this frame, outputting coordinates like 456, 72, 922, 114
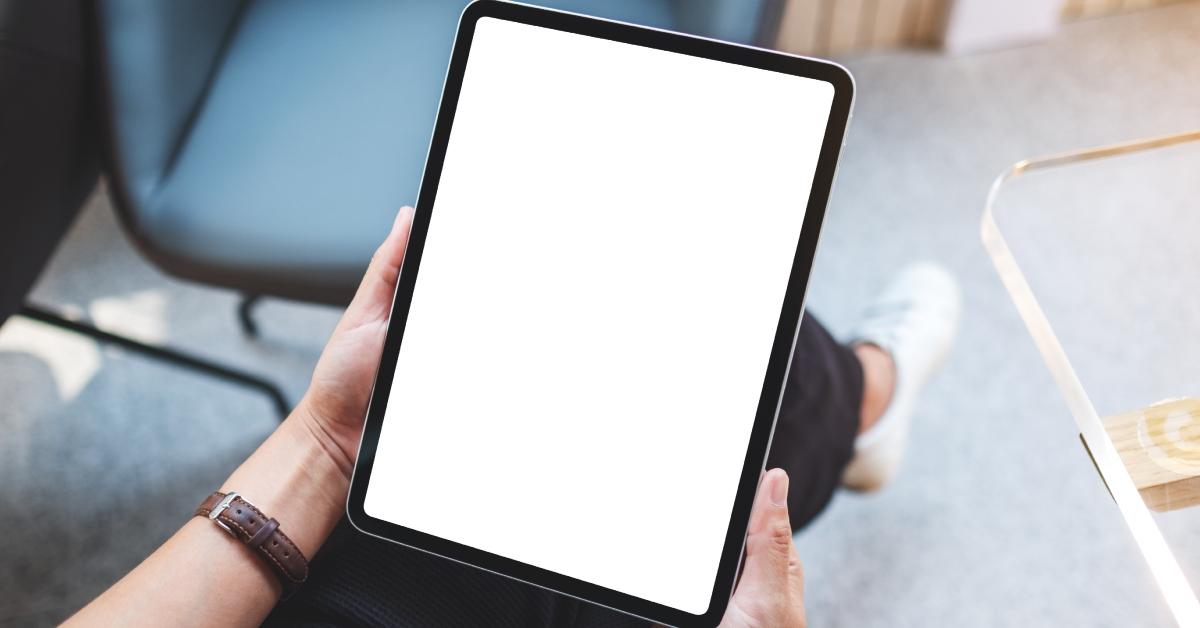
768, 470, 788, 508
392, 206, 413, 233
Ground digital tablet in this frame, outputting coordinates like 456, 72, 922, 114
347, 2, 853, 625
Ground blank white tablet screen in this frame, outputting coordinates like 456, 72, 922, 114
363, 16, 834, 615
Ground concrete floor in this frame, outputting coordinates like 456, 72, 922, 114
4, 4, 1200, 626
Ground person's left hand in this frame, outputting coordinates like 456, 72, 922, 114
720, 468, 807, 628
297, 206, 415, 477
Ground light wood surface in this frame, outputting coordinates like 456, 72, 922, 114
1063, 0, 1188, 19
775, 0, 949, 56
776, 0, 823, 56
1103, 398, 1200, 512
776, 0, 1195, 56
871, 0, 909, 47
826, 0, 867, 54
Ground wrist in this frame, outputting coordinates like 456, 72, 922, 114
294, 398, 358, 481
294, 394, 365, 481
219, 414, 350, 559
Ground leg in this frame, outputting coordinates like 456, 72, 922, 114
772, 263, 962, 517
854, 342, 895, 435
766, 312, 865, 530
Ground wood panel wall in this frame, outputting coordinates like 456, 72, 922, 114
775, 0, 950, 56
775, 0, 1194, 56
1062, 0, 1191, 20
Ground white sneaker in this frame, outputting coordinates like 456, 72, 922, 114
841, 262, 962, 491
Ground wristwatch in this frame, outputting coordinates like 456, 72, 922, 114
195, 491, 309, 591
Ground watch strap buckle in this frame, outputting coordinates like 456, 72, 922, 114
207, 491, 240, 536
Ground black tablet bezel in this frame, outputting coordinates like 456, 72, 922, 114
346, 2, 853, 625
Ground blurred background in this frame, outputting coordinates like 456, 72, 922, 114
3, 0, 1199, 625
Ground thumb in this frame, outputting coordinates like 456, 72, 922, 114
738, 469, 797, 601
341, 206, 415, 328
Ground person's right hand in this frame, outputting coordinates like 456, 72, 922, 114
720, 468, 807, 628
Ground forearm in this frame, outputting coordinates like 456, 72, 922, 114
66, 408, 349, 627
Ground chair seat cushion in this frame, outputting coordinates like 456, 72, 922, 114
143, 0, 676, 304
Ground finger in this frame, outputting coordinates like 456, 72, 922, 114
342, 206, 415, 327
738, 469, 794, 598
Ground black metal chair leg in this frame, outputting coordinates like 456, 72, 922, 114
238, 294, 261, 338
17, 303, 290, 419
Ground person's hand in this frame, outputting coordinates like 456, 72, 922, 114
292, 208, 808, 627
720, 469, 807, 628
297, 206, 415, 477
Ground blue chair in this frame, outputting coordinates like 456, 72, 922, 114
93, 0, 782, 308
5, 0, 780, 416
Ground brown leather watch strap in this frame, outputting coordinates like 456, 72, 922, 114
195, 492, 308, 589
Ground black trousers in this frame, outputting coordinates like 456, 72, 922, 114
269, 313, 862, 627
